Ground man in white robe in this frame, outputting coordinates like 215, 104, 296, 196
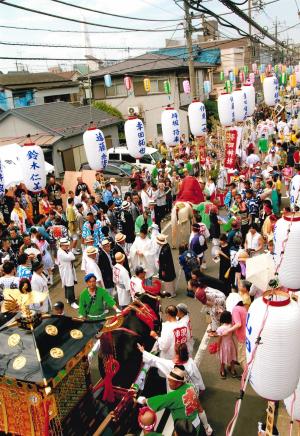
113, 252, 131, 309
129, 225, 156, 278
84, 246, 103, 287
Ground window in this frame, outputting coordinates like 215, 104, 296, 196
134, 78, 168, 96
151, 150, 163, 163
121, 154, 136, 163
108, 153, 119, 160
157, 124, 162, 135
44, 93, 71, 103
103, 165, 120, 175
106, 81, 127, 98
140, 154, 152, 164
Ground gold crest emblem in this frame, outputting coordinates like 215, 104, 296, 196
12, 355, 26, 370
8, 333, 21, 347
50, 348, 64, 359
45, 325, 58, 336
70, 329, 83, 339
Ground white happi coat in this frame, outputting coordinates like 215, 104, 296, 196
85, 256, 103, 285
31, 272, 51, 313
129, 275, 144, 300
113, 263, 131, 306
129, 236, 156, 278
157, 320, 188, 360
57, 248, 77, 287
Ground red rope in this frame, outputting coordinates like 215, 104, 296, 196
92, 356, 120, 403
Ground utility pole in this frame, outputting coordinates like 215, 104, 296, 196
184, 1, 196, 98
248, 0, 252, 36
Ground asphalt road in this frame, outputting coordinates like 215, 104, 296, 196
49, 219, 293, 436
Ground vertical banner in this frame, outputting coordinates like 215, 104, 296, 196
196, 136, 206, 165
224, 129, 238, 170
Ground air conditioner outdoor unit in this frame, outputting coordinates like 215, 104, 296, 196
128, 106, 140, 116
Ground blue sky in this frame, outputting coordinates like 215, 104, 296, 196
0, 0, 299, 73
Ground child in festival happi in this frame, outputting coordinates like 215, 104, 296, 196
217, 310, 237, 379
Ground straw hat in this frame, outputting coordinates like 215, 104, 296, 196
86, 246, 98, 256
101, 239, 110, 246
85, 235, 94, 243
167, 366, 186, 383
115, 252, 125, 263
122, 200, 130, 209
109, 177, 117, 183
115, 233, 126, 243
59, 237, 70, 246
156, 234, 168, 245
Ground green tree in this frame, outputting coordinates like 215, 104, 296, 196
93, 100, 124, 120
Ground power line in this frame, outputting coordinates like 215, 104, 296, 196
0, 23, 179, 34
49, 0, 182, 22
0, 41, 164, 50
0, 1, 182, 32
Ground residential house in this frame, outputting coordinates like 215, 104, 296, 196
0, 72, 80, 112
0, 101, 121, 176
87, 50, 220, 143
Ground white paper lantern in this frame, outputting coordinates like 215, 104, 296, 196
246, 291, 300, 400
217, 93, 235, 126
83, 127, 108, 171
242, 84, 255, 117
161, 108, 180, 147
274, 213, 300, 289
232, 89, 247, 122
188, 101, 206, 137
124, 116, 146, 159
21, 143, 46, 193
285, 380, 300, 421
289, 174, 300, 210
263, 75, 279, 106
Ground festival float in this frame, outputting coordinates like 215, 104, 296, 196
0, 290, 161, 435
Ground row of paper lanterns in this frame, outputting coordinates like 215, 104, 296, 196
217, 84, 255, 126
104, 73, 212, 96
83, 100, 207, 171
220, 63, 300, 79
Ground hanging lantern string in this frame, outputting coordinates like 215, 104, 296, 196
226, 297, 272, 436
275, 186, 300, 279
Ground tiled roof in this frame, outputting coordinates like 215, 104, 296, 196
0, 72, 75, 90
88, 52, 216, 79
0, 101, 121, 138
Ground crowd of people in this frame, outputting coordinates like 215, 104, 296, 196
0, 111, 299, 435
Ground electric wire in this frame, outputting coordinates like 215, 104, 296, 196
49, 0, 182, 22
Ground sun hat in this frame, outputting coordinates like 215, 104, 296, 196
167, 366, 186, 382
115, 233, 126, 243
109, 177, 117, 183
86, 246, 98, 256
101, 239, 110, 246
115, 252, 125, 263
122, 200, 130, 209
156, 234, 168, 245
59, 237, 70, 245
84, 235, 94, 243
